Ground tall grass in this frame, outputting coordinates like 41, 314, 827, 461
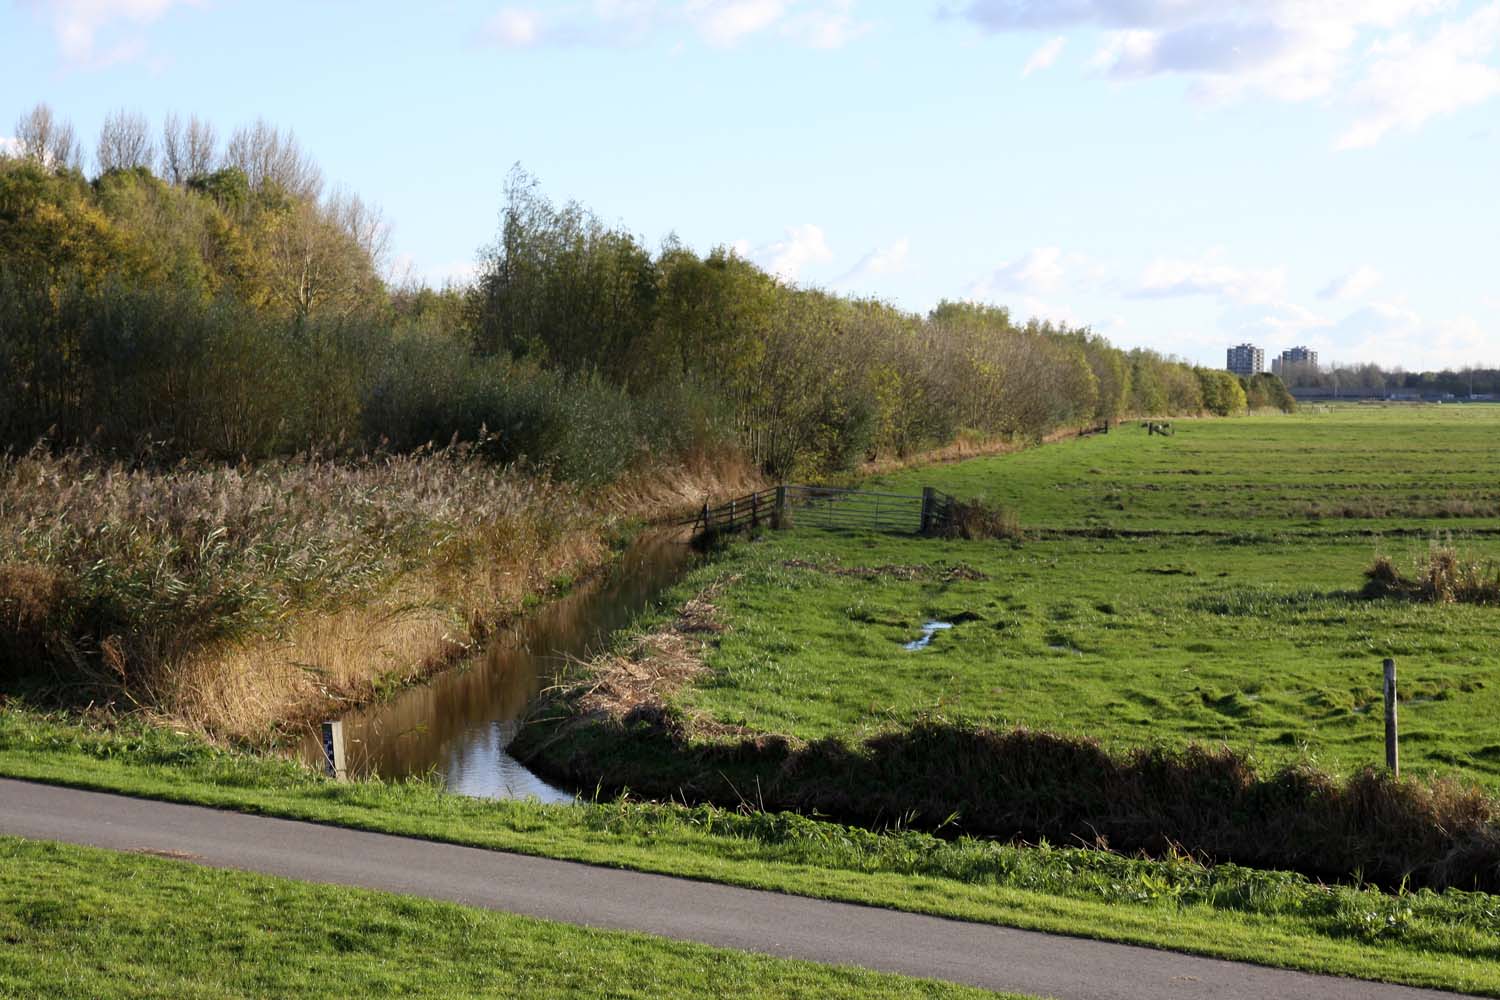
0, 446, 613, 738
1365, 546, 1500, 605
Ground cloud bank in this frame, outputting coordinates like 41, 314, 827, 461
482, 0, 868, 49
960, 0, 1500, 148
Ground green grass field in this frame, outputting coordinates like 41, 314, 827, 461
0, 837, 1018, 1000
679, 405, 1500, 784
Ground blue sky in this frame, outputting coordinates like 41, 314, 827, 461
3, 0, 1498, 369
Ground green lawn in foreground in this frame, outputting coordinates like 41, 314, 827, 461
3, 707, 1497, 996
0, 837, 1017, 1000
674, 405, 1500, 785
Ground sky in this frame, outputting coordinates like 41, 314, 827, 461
2, 0, 1498, 370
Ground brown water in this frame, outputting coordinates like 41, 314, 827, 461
296, 529, 699, 801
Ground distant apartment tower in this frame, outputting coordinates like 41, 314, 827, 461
1271, 346, 1319, 376
1226, 343, 1264, 377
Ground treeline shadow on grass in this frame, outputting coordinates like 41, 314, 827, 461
514, 711, 1500, 893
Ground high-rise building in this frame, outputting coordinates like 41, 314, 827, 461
1226, 343, 1263, 377
1271, 346, 1318, 376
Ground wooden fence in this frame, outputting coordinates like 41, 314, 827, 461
688, 484, 957, 540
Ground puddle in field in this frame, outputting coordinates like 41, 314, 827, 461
904, 621, 953, 650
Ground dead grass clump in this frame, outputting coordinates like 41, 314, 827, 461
569, 579, 732, 719
1364, 546, 1500, 605
940, 498, 1023, 541
0, 563, 74, 678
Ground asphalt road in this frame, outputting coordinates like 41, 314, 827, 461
0, 777, 1464, 1000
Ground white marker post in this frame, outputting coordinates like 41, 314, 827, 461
321, 720, 348, 782
1382, 659, 1399, 778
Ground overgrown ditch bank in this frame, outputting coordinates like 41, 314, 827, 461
512, 574, 1500, 894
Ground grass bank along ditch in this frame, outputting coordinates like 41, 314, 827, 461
515, 406, 1500, 891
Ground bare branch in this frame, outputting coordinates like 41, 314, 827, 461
225, 118, 322, 198
14, 103, 82, 171
97, 108, 154, 174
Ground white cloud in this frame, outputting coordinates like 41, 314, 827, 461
1133, 252, 1286, 304
480, 0, 867, 49
1221, 300, 1330, 340
1336, 4, 1500, 149
972, 246, 1069, 296
32, 0, 199, 67
780, 0, 867, 48
686, 0, 785, 46
1016, 295, 1084, 328
483, 8, 545, 46
961, 1, 1500, 146
1318, 266, 1383, 301
0, 137, 21, 157
835, 237, 909, 286
742, 223, 833, 281
1327, 302, 1499, 368
1021, 35, 1066, 76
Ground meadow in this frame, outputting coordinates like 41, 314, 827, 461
679, 405, 1500, 784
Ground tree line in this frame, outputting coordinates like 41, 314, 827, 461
1279, 362, 1500, 398
1, 103, 1292, 483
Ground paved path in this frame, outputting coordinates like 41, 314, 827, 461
0, 778, 1463, 1000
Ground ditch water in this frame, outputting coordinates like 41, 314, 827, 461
296, 529, 700, 801
903, 620, 953, 650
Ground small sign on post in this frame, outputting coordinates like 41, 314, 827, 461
321, 720, 348, 782
1383, 658, 1399, 778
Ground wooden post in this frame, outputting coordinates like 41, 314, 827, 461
701, 502, 711, 535
321, 720, 348, 781
1383, 658, 1399, 777
772, 485, 787, 530
920, 486, 935, 535
750, 491, 760, 528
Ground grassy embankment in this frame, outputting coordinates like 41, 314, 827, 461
3, 707, 1499, 995
0, 837, 1016, 1000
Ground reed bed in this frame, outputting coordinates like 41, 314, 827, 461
0, 446, 625, 740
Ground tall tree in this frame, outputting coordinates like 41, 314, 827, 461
96, 109, 154, 173
14, 104, 82, 171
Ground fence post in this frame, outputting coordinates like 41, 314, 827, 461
920, 486, 935, 535
321, 720, 348, 781
1383, 658, 1399, 777
751, 491, 760, 528
701, 502, 711, 535
772, 485, 787, 530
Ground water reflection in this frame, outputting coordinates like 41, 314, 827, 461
298, 529, 698, 800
